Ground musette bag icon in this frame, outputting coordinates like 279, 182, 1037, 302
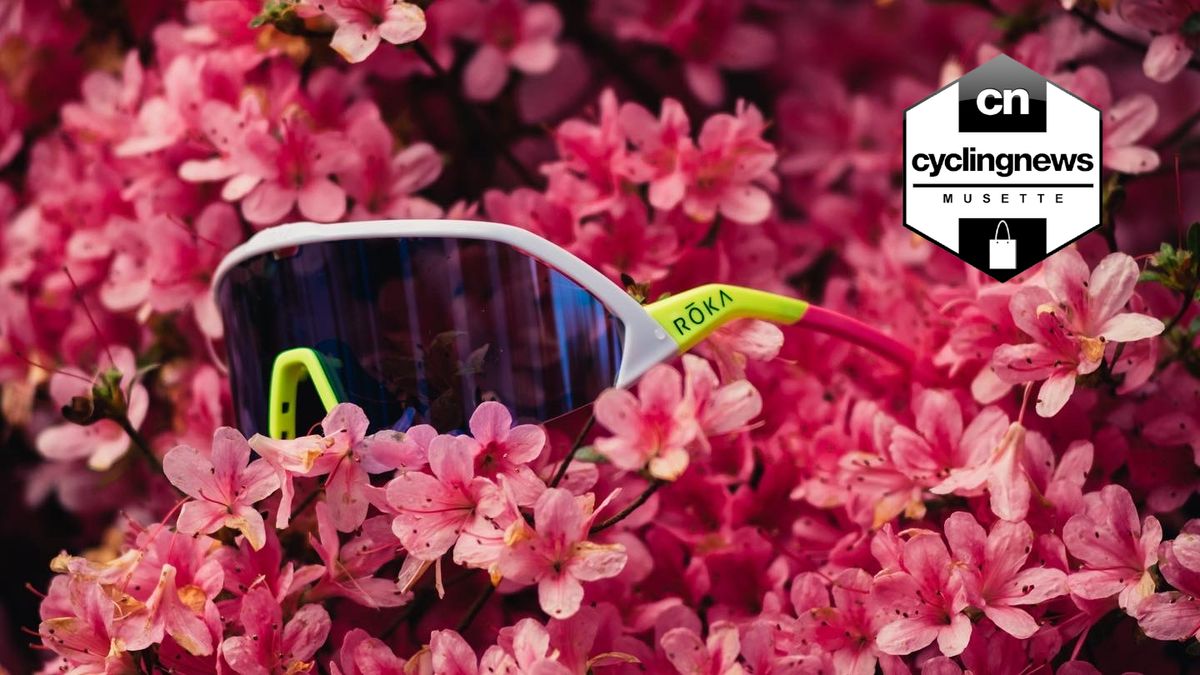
989, 220, 1017, 270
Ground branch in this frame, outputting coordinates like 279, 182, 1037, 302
1162, 277, 1199, 334
115, 415, 163, 475
1156, 107, 1200, 151
1069, 8, 1200, 75
455, 582, 496, 633
590, 479, 663, 534
289, 485, 324, 522
408, 41, 541, 187
549, 414, 595, 488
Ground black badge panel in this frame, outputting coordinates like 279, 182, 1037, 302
957, 217, 1047, 282
957, 58, 1047, 133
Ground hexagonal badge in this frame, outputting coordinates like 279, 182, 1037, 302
903, 54, 1101, 282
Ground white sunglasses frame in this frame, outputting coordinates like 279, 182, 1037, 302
212, 219, 680, 389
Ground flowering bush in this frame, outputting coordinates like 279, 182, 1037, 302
3, 0, 1200, 673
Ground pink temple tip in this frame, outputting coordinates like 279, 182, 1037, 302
799, 305, 916, 369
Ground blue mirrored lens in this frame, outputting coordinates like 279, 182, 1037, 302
216, 237, 624, 435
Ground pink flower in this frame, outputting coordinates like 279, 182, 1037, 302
776, 76, 894, 194
660, 621, 743, 675
461, 0, 563, 101
314, 403, 375, 532
932, 283, 1023, 404
871, 532, 971, 657
483, 186, 575, 244
233, 114, 353, 226
887, 390, 1008, 487
610, 0, 777, 106
498, 488, 627, 618
681, 100, 778, 224
695, 318, 784, 382
248, 431, 334, 529
993, 250, 1165, 417
178, 95, 268, 199
341, 103, 443, 220
423, 629, 481, 675
1100, 91, 1160, 175
931, 421, 1032, 522
142, 202, 243, 338
617, 98, 694, 211
38, 579, 135, 674
944, 512, 1067, 639
113, 54, 223, 157
327, 0, 427, 64
310, 503, 409, 608
674, 3, 778, 105
1064, 485, 1162, 612
479, 619, 573, 674
60, 50, 144, 143
1119, 0, 1200, 82
1054, 66, 1160, 174
788, 568, 890, 675
124, 565, 221, 656
107, 528, 226, 655
548, 88, 625, 218
221, 587, 331, 675
462, 401, 547, 506
330, 628, 407, 675
574, 199, 680, 284
838, 451, 928, 530
1025, 438, 1095, 531
594, 364, 699, 480
251, 403, 377, 531
35, 345, 149, 471
359, 424, 436, 473
213, 527, 324, 615
681, 354, 762, 444
385, 433, 505, 561
1136, 520, 1200, 640
164, 427, 281, 551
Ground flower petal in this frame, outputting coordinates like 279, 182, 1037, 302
468, 401, 512, 445
163, 445, 217, 500
297, 177, 346, 223
242, 181, 296, 226
1144, 33, 1193, 83
379, 3, 426, 45
1035, 370, 1076, 418
876, 617, 940, 656
282, 603, 331, 663
463, 45, 510, 101
538, 572, 584, 619
1096, 313, 1164, 343
331, 23, 382, 64
983, 605, 1038, 639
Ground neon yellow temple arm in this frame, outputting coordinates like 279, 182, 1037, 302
269, 348, 343, 439
645, 284, 914, 367
646, 284, 809, 352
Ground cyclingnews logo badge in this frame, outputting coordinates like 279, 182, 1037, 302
903, 54, 1101, 281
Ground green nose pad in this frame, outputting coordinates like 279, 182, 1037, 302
269, 348, 345, 440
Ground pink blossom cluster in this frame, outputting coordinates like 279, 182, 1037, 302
2, 0, 1200, 674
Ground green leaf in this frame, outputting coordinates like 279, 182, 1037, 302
572, 446, 607, 464
1187, 221, 1200, 258
94, 368, 124, 401
1182, 12, 1200, 37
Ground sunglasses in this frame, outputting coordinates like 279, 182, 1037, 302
212, 220, 913, 440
